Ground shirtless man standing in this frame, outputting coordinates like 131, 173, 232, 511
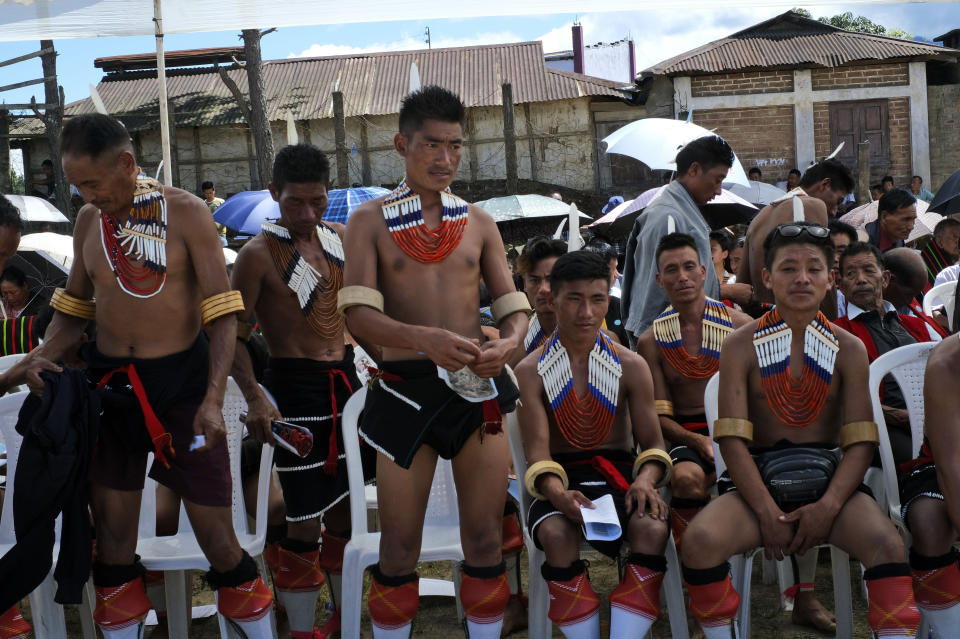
681, 221, 920, 639
0, 114, 273, 638
515, 251, 671, 639
636, 233, 750, 552
231, 144, 373, 638
340, 86, 529, 639
508, 236, 568, 368
737, 159, 855, 317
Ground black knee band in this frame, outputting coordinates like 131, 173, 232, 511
461, 561, 506, 579
279, 537, 320, 553
541, 559, 588, 582
863, 562, 911, 581
205, 551, 258, 589
92, 558, 145, 588
627, 553, 667, 573
266, 524, 287, 544
682, 562, 730, 585
909, 549, 959, 571
370, 563, 418, 587
671, 497, 710, 509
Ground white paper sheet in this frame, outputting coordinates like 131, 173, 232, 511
580, 493, 621, 541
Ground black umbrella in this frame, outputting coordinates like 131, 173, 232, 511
930, 168, 960, 215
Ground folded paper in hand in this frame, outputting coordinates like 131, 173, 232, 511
580, 493, 621, 541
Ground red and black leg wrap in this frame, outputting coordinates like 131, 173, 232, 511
0, 604, 32, 639
910, 550, 960, 610
864, 562, 922, 636
207, 551, 273, 621
273, 538, 324, 592
669, 497, 708, 552
460, 561, 510, 626
683, 562, 740, 629
92, 559, 151, 631
541, 559, 600, 627
318, 531, 348, 574
368, 564, 419, 631
610, 553, 667, 621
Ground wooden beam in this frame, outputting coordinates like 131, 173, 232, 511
502, 83, 518, 193
332, 91, 349, 188
359, 117, 371, 185
0, 103, 58, 111
0, 133, 45, 139
0, 77, 57, 93
0, 48, 54, 69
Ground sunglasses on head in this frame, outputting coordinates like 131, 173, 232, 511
774, 224, 830, 239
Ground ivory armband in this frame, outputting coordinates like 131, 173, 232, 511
50, 288, 96, 320
491, 291, 533, 325
337, 286, 384, 315
632, 448, 674, 488
714, 417, 754, 443
655, 400, 674, 417
524, 460, 569, 501
201, 290, 245, 325
838, 421, 879, 449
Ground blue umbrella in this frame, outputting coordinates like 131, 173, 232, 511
213, 186, 391, 234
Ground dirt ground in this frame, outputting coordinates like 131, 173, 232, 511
46, 548, 877, 638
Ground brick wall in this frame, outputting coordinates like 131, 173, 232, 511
812, 97, 912, 186
811, 63, 909, 91
928, 84, 960, 192
691, 70, 793, 97
693, 105, 797, 183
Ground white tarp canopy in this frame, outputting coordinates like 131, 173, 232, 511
0, 0, 944, 40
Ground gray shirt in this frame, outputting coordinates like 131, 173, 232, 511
620, 180, 719, 339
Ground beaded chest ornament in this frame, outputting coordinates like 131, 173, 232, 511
381, 179, 469, 263
99, 175, 167, 298
653, 297, 733, 379
262, 221, 345, 340
524, 314, 548, 354
753, 309, 839, 427
537, 329, 622, 449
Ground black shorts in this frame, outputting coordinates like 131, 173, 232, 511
265, 348, 374, 522
526, 450, 637, 559
668, 414, 713, 475
359, 360, 519, 470
900, 462, 942, 530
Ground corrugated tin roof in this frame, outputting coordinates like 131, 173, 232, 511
644, 11, 958, 77
41, 41, 625, 133
95, 47, 245, 72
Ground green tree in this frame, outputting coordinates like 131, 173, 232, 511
7, 169, 24, 194
790, 7, 912, 39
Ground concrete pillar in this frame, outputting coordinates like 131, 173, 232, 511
908, 61, 930, 185
793, 69, 815, 170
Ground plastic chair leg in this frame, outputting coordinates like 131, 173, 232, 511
830, 547, 853, 639
730, 552, 755, 639
79, 580, 98, 639
451, 561, 464, 624
776, 559, 794, 610
29, 572, 67, 639
525, 545, 551, 639
663, 535, 690, 639
762, 557, 778, 585
163, 570, 190, 638
340, 549, 367, 639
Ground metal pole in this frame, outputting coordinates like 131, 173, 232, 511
154, 0, 173, 186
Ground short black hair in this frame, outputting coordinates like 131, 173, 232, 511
748, 167, 762, 178
675, 135, 734, 175
762, 221, 834, 269
271, 144, 330, 195
828, 219, 858, 245
871, 183, 883, 193
517, 236, 567, 275
0, 265, 27, 289
789, 168, 802, 178
549, 251, 610, 292
883, 249, 926, 290
799, 159, 854, 195
934, 217, 960, 236
201, 181, 214, 191
0, 196, 23, 232
709, 230, 731, 252
61, 113, 132, 159
398, 86, 466, 137
655, 232, 700, 269
582, 239, 617, 264
882, 175, 895, 185
41, 159, 53, 167
878, 189, 916, 216
912, 175, 923, 183
838, 241, 882, 273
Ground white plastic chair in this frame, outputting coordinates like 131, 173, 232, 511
923, 281, 956, 332
0, 353, 27, 372
340, 387, 467, 639
504, 412, 689, 639
0, 391, 96, 639
704, 373, 854, 639
135, 377, 275, 638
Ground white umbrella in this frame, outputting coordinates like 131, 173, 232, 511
602, 119, 750, 186
838, 199, 941, 244
3, 196, 70, 224
723, 180, 788, 206
18, 232, 74, 271
223, 247, 238, 266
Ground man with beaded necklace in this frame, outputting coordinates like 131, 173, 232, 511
680, 221, 920, 639
339, 86, 530, 639
230, 144, 373, 638
515, 250, 672, 639
508, 236, 567, 368
0, 114, 274, 638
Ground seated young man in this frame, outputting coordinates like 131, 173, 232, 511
900, 334, 960, 634
515, 251, 671, 639
681, 221, 921, 639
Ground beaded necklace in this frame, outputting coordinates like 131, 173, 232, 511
653, 297, 733, 379
524, 314, 548, 354
752, 308, 839, 427
262, 221, 344, 340
381, 179, 469, 263
537, 329, 622, 449
99, 175, 167, 298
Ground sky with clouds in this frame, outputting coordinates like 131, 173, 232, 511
0, 3, 957, 108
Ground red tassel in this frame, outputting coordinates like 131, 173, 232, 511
591, 456, 630, 493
